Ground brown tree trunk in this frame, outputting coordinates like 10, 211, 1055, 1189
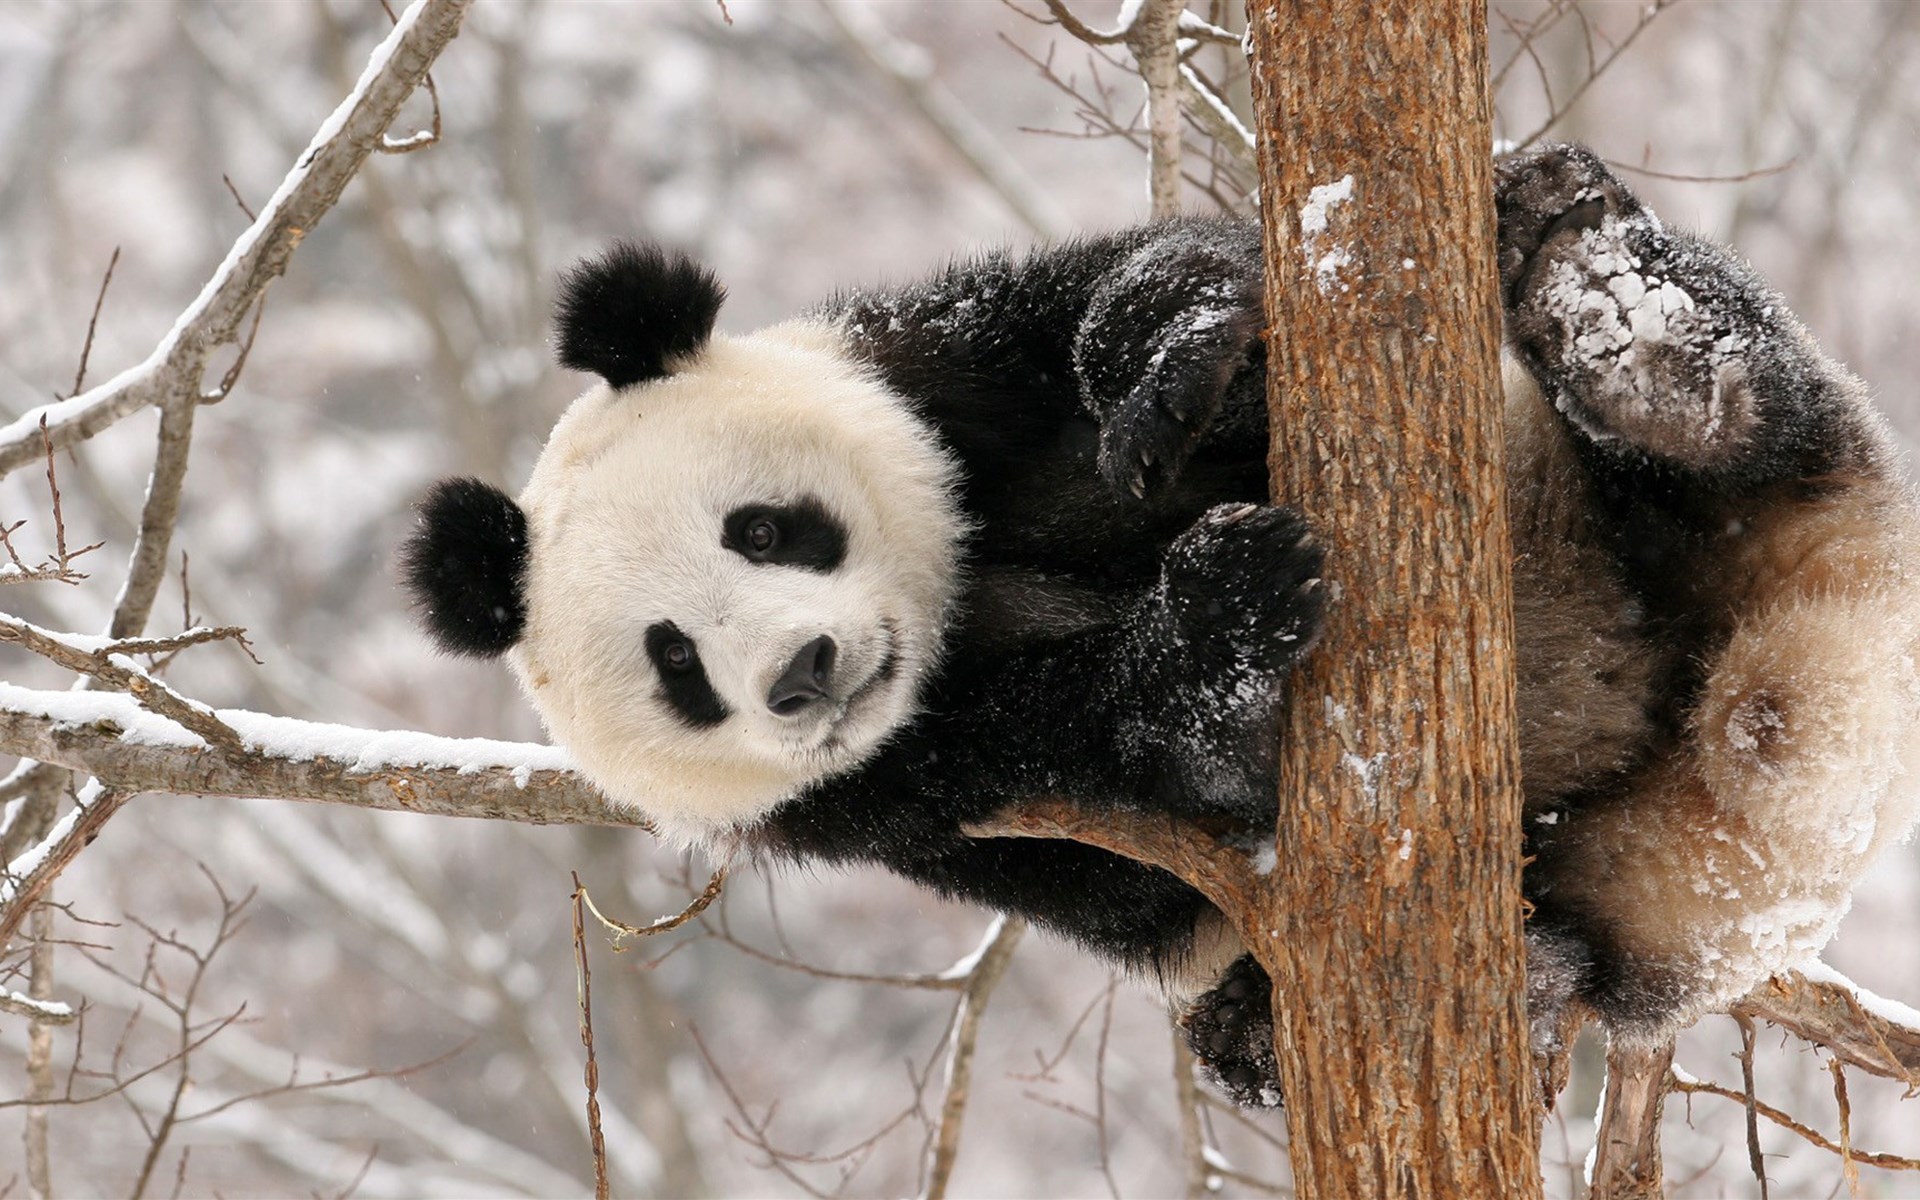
1244, 3, 1541, 1195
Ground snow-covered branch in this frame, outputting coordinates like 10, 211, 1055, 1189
1738, 963, 1920, 1083
0, 0, 474, 481
0, 684, 627, 828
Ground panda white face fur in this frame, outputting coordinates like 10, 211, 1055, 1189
400, 247, 964, 844
512, 322, 964, 842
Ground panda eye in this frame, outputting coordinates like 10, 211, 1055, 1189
643, 621, 729, 728
745, 517, 778, 554
723, 499, 847, 572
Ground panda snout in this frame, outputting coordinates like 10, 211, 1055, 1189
767, 635, 838, 716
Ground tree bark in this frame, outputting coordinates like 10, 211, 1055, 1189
1244, 3, 1539, 1195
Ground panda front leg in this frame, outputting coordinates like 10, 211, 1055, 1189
1073, 219, 1266, 501
1497, 143, 1877, 484
1124, 502, 1327, 820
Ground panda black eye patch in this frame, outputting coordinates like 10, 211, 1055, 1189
722, 498, 848, 571
644, 622, 730, 728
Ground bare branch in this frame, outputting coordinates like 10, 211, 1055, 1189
0, 0, 475, 480
1669, 1066, 1920, 1172
1588, 1039, 1674, 1199
1, 784, 133, 948
1170, 1029, 1207, 1198
1830, 1059, 1862, 1197
1030, 0, 1130, 45
1605, 155, 1800, 185
967, 797, 1254, 913
922, 916, 1023, 1200
818, 0, 1068, 238
0, 421, 105, 587
24, 902, 57, 1197
1129, 0, 1187, 218
376, 0, 443, 153
61, 248, 121, 401
0, 984, 75, 1024
1734, 966, 1920, 1085
1512, 1, 1678, 150
0, 615, 244, 752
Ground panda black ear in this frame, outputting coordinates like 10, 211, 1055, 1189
554, 241, 726, 389
399, 478, 530, 658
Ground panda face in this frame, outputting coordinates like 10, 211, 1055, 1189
510, 321, 964, 842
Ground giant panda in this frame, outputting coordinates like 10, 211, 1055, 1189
401, 144, 1920, 1107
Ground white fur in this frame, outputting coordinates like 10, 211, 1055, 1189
510, 320, 964, 844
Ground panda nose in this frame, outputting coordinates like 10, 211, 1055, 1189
767, 635, 837, 716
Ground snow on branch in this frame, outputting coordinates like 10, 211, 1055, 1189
1738, 963, 1920, 1084
0, 0, 474, 480
0, 684, 629, 828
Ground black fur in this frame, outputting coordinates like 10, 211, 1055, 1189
555, 242, 725, 388
759, 148, 1881, 1103
645, 622, 732, 728
722, 498, 848, 572
400, 478, 529, 657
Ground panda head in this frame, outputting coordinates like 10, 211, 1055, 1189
401, 243, 964, 844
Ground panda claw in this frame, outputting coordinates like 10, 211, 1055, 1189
1128, 472, 1147, 500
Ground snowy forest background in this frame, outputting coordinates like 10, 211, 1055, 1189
2, 0, 1918, 1195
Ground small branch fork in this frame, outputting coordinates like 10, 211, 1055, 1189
577, 867, 727, 947
0, 0, 476, 480
0, 422, 105, 588
1497, 0, 1681, 150
1013, 0, 1255, 213
0, 616, 252, 752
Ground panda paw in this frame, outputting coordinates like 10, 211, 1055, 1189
1180, 954, 1283, 1109
1158, 504, 1326, 675
1497, 144, 1773, 469
1094, 310, 1260, 502
1494, 143, 1643, 306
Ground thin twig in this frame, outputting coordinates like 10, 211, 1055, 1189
1736, 1012, 1770, 1200
220, 175, 256, 221
62, 248, 121, 400
1669, 1069, 1920, 1171
1171, 1027, 1208, 1200
1512, 0, 1678, 150
578, 867, 726, 947
377, 0, 442, 152
1830, 1059, 1861, 1198
818, 0, 1067, 238
1604, 155, 1799, 185
570, 873, 611, 1200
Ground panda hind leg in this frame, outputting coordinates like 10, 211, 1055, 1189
1178, 954, 1283, 1109
1497, 143, 1867, 481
